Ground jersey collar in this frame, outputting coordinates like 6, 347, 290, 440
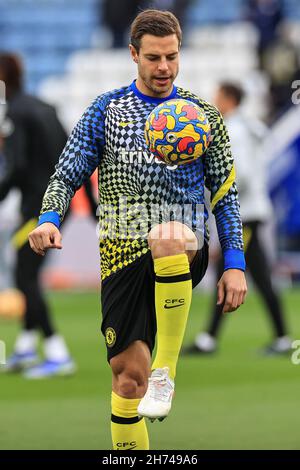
130, 80, 177, 104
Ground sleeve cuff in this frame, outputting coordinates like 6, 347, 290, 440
223, 249, 246, 271
38, 211, 61, 229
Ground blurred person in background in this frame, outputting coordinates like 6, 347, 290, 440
0, 130, 19, 291
246, 1, 300, 123
267, 45, 300, 123
101, 0, 140, 48
0, 53, 97, 378
101, 0, 192, 48
246, 0, 283, 70
0, 112, 24, 318
142, 0, 191, 32
184, 82, 292, 356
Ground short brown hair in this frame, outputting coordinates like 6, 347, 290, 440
0, 53, 23, 97
219, 82, 245, 106
130, 9, 182, 52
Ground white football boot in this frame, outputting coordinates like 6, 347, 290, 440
138, 367, 174, 422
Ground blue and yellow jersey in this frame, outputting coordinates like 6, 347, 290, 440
39, 81, 245, 281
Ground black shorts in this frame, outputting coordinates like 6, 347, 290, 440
101, 243, 209, 362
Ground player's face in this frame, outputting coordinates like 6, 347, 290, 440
130, 34, 180, 97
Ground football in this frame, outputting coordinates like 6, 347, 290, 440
145, 98, 211, 166
0, 288, 26, 319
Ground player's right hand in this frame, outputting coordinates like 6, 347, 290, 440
28, 223, 62, 256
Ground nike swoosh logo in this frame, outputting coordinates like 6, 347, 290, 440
119, 121, 136, 127
164, 304, 185, 309
116, 445, 137, 450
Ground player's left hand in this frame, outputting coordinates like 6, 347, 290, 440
217, 269, 247, 314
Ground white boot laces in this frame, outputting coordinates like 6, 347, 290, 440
148, 369, 173, 402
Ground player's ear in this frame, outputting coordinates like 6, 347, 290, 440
129, 44, 138, 63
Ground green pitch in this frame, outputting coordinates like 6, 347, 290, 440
1, 288, 300, 450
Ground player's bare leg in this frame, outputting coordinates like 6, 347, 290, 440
110, 340, 151, 450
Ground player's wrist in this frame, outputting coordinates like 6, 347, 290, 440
38, 211, 61, 229
223, 248, 246, 272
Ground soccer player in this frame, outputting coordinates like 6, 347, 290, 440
184, 82, 292, 356
28, 10, 247, 450
0, 53, 97, 378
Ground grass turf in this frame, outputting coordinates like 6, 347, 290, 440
0, 288, 300, 450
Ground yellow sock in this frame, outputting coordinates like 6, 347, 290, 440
152, 253, 192, 379
111, 391, 149, 450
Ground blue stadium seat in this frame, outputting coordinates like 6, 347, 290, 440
0, 0, 99, 91
187, 0, 244, 25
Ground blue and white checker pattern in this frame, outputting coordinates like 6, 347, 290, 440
40, 82, 244, 280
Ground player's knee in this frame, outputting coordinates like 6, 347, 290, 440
118, 377, 139, 398
150, 238, 185, 258
148, 222, 186, 258
113, 369, 148, 399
